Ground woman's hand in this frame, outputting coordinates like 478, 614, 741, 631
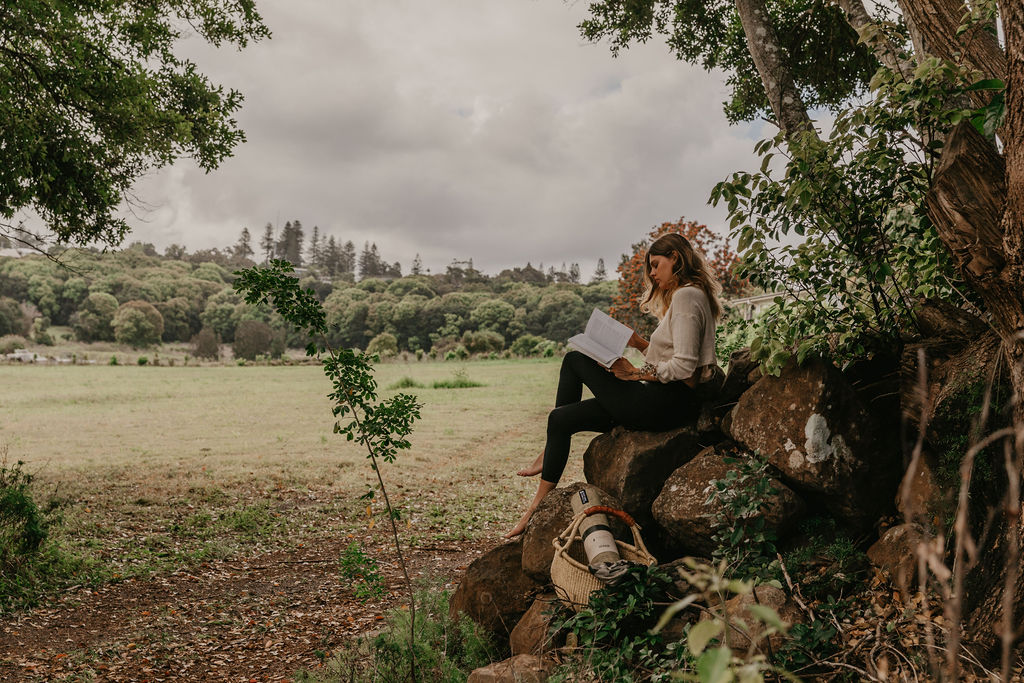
609, 357, 637, 380
627, 330, 649, 352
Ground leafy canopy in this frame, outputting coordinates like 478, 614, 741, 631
0, 1, 269, 246
579, 0, 879, 124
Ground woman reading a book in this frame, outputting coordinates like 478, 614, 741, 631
504, 233, 722, 539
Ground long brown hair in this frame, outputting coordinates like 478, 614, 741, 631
640, 233, 723, 320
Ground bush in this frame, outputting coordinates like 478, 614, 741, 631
31, 317, 53, 346
297, 583, 497, 682
0, 335, 27, 354
460, 329, 504, 355
0, 297, 29, 337
366, 332, 399, 358
232, 319, 274, 360
510, 333, 545, 356
71, 292, 118, 342
137, 356, 149, 366
191, 327, 221, 360
112, 300, 164, 348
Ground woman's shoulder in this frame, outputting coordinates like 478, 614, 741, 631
671, 285, 710, 306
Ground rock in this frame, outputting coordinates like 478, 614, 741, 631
652, 445, 806, 555
729, 357, 897, 527
582, 424, 704, 530
510, 593, 561, 656
716, 585, 803, 653
867, 524, 926, 591
896, 451, 945, 528
467, 654, 555, 683
449, 539, 542, 639
521, 483, 626, 582
722, 347, 761, 403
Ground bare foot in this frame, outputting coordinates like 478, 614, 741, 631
503, 508, 533, 539
516, 452, 544, 477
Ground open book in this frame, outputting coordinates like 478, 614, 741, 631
567, 309, 632, 368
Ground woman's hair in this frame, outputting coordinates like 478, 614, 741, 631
640, 233, 723, 320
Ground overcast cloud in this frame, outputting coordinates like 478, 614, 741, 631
129, 0, 764, 276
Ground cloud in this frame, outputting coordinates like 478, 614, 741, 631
129, 0, 762, 274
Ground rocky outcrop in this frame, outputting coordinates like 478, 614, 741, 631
867, 524, 926, 592
510, 593, 560, 656
467, 654, 555, 683
582, 424, 705, 529
729, 357, 897, 527
449, 539, 541, 639
652, 445, 805, 556
521, 483, 626, 582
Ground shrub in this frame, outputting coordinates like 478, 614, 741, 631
389, 376, 425, 390
70, 292, 119, 342
137, 356, 149, 366
109, 355, 118, 365
0, 335, 27, 354
297, 584, 497, 682
112, 300, 164, 348
0, 297, 29, 337
31, 317, 53, 346
366, 332, 399, 358
432, 368, 483, 389
191, 327, 221, 360
461, 329, 504, 355
510, 334, 545, 356
232, 319, 274, 360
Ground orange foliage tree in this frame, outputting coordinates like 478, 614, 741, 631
609, 217, 747, 335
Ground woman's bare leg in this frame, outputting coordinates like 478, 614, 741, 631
503, 479, 556, 539
516, 451, 544, 477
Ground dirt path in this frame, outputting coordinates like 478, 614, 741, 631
0, 534, 497, 682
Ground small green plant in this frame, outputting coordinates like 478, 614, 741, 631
389, 376, 425, 390
431, 368, 483, 389
338, 542, 386, 602
137, 355, 148, 366
705, 452, 779, 580
234, 260, 422, 673
296, 583, 497, 682
109, 354, 118, 365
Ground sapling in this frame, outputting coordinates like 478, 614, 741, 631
234, 260, 422, 680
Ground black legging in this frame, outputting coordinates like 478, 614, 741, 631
541, 351, 700, 483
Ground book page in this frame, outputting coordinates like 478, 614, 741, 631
567, 333, 618, 367
583, 309, 632, 354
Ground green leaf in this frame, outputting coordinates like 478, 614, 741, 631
746, 604, 787, 631
696, 645, 732, 683
687, 619, 723, 655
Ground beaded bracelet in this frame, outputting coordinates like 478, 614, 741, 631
637, 362, 656, 380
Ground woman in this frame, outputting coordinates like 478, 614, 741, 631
504, 233, 722, 539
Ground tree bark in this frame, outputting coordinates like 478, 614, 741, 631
898, 0, 1006, 105
832, 0, 916, 80
923, 0, 1024, 658
734, 0, 818, 141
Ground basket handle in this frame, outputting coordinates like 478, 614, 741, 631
580, 505, 637, 528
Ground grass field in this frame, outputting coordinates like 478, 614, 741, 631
0, 357, 592, 583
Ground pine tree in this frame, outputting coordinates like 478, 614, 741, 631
411, 253, 423, 275
233, 227, 254, 261
324, 235, 340, 277
275, 221, 291, 260
261, 223, 274, 264
289, 219, 304, 267
591, 258, 607, 283
342, 241, 356, 276
308, 225, 320, 269
569, 262, 581, 284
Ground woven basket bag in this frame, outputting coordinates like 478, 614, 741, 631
550, 505, 656, 611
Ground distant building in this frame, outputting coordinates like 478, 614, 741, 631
726, 291, 791, 321
0, 248, 37, 259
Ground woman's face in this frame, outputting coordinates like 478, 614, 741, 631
648, 253, 678, 291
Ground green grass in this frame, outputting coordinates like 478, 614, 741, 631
0, 357, 595, 599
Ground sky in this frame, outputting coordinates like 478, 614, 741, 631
128, 0, 765, 277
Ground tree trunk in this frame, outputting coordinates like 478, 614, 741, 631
898, 0, 1006, 105
923, 0, 1024, 658
832, 0, 916, 80
734, 0, 818, 140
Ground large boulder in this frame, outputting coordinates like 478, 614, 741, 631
652, 445, 806, 555
582, 424, 704, 530
715, 585, 803, 653
521, 483, 626, 582
449, 539, 542, 639
729, 357, 897, 527
867, 523, 927, 592
467, 654, 555, 683
510, 593, 561, 656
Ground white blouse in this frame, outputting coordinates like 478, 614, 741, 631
644, 286, 718, 384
